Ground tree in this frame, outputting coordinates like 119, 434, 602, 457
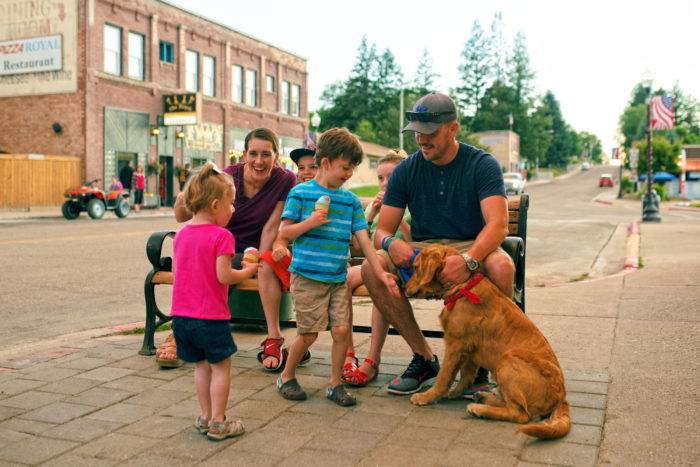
577, 131, 603, 163
413, 49, 439, 94
454, 19, 492, 121
507, 31, 535, 105
634, 136, 681, 175
541, 91, 575, 168
471, 81, 517, 133
489, 12, 507, 83
317, 37, 406, 149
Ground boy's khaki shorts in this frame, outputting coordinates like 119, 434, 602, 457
290, 273, 349, 333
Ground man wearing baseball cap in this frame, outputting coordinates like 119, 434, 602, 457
361, 92, 512, 397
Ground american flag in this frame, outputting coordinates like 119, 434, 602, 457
651, 96, 675, 130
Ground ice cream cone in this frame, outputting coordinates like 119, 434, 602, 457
315, 195, 330, 213
243, 247, 259, 263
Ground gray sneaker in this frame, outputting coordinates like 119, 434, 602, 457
387, 353, 439, 395
206, 419, 245, 441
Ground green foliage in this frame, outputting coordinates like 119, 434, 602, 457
634, 136, 681, 175
620, 175, 634, 193
413, 49, 439, 94
454, 19, 492, 119
618, 81, 700, 151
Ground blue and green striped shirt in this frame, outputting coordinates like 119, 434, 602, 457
282, 180, 368, 283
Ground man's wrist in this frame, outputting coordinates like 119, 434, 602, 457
381, 235, 396, 252
461, 253, 480, 272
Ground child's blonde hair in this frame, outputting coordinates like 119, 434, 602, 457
183, 162, 235, 213
377, 148, 407, 166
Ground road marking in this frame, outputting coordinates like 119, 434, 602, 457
0, 230, 160, 246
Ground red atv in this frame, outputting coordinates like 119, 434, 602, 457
62, 178, 131, 220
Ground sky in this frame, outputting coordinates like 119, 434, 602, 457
169, 0, 699, 156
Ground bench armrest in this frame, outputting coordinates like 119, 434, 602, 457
146, 230, 175, 270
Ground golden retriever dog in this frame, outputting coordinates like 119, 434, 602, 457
405, 244, 570, 439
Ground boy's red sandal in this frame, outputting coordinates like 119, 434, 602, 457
343, 352, 359, 380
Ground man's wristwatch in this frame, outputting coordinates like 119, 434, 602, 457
461, 253, 480, 272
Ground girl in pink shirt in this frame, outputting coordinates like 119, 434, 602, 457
171, 162, 258, 441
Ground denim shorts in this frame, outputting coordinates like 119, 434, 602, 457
172, 317, 237, 364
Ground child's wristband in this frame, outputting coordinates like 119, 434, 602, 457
381, 235, 396, 252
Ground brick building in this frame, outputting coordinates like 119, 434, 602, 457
0, 0, 308, 206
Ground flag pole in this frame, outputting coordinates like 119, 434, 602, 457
642, 90, 661, 222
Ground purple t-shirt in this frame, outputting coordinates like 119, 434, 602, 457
223, 163, 295, 253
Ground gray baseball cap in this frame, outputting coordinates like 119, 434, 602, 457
402, 92, 458, 134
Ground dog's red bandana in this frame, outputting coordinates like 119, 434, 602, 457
443, 273, 485, 311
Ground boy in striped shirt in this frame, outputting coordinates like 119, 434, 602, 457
272, 128, 399, 406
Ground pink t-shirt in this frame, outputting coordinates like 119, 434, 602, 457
171, 224, 235, 320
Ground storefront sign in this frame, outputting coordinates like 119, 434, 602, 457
185, 122, 223, 152
0, 0, 78, 96
0, 34, 62, 76
163, 93, 200, 125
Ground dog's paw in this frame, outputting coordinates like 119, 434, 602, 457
410, 392, 432, 406
466, 403, 484, 418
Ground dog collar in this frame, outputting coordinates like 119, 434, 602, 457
443, 273, 485, 311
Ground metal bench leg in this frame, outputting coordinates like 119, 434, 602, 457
140, 271, 159, 356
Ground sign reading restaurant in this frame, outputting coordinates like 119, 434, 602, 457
0, 34, 62, 76
163, 93, 201, 125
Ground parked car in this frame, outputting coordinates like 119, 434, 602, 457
581, 162, 591, 171
503, 172, 526, 195
598, 174, 614, 188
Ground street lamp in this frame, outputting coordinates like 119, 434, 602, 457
310, 112, 321, 129
641, 73, 661, 222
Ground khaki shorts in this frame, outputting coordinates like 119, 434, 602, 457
377, 239, 506, 287
290, 273, 349, 333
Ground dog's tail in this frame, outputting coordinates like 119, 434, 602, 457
518, 400, 571, 439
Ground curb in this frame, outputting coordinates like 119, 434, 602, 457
0, 210, 174, 223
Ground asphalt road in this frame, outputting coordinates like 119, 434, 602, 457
0, 165, 637, 351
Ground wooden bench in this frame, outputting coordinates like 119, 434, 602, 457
139, 194, 529, 355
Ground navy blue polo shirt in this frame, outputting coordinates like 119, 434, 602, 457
383, 143, 506, 241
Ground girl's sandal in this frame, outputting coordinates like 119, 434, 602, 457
343, 358, 379, 387
155, 334, 183, 368
342, 352, 359, 380
257, 337, 287, 372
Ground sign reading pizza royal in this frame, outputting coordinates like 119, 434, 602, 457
0, 34, 62, 76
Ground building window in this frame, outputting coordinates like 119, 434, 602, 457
281, 80, 290, 114
231, 65, 243, 103
266, 75, 275, 93
103, 24, 121, 76
203, 55, 216, 97
127, 32, 144, 80
185, 50, 198, 92
369, 157, 379, 169
291, 84, 300, 117
245, 69, 257, 107
159, 40, 174, 63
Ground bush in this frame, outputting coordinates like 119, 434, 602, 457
621, 176, 634, 194
634, 182, 668, 201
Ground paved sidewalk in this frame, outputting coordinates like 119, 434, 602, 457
0, 212, 697, 466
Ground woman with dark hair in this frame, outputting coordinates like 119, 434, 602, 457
172, 128, 302, 371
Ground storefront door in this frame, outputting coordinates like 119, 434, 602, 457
159, 155, 174, 206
